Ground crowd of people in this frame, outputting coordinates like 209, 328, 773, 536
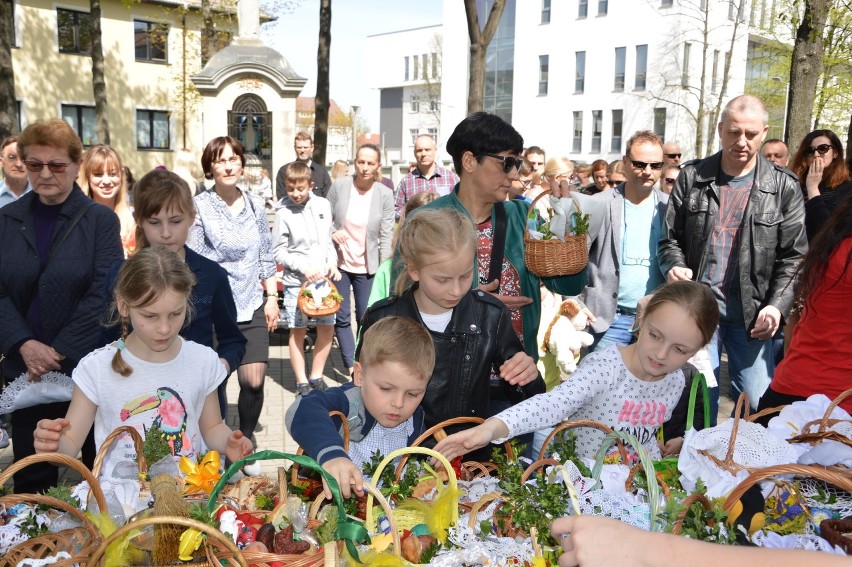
0, 91, 850, 565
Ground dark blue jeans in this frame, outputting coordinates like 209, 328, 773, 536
335, 270, 374, 368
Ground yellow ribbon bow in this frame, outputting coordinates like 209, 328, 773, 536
179, 451, 222, 495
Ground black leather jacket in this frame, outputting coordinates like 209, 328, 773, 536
356, 288, 545, 430
658, 152, 807, 329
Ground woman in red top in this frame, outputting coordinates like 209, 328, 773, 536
757, 192, 852, 417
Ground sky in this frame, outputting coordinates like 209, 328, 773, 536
260, 0, 444, 132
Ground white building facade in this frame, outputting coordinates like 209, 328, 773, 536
370, 0, 785, 165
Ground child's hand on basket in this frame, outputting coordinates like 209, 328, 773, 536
659, 436, 684, 457
433, 418, 509, 462
33, 418, 70, 453
322, 457, 364, 499
225, 430, 254, 464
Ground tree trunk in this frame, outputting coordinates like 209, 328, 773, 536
694, 1, 711, 159
0, 0, 18, 137
464, 0, 505, 115
785, 0, 831, 151
91, 0, 110, 144
706, 3, 742, 157
201, 0, 214, 66
313, 0, 331, 165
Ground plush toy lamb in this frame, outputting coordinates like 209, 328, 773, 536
542, 299, 594, 375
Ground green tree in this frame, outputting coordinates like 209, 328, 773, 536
463, 0, 505, 115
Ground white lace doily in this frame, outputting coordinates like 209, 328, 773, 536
0, 372, 73, 415
752, 529, 846, 554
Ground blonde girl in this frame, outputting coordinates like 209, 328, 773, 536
34, 247, 253, 476
80, 144, 136, 256
435, 280, 720, 461
357, 208, 541, 438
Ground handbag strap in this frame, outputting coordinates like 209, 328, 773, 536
487, 202, 507, 286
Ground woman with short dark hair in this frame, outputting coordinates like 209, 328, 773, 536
188, 136, 278, 444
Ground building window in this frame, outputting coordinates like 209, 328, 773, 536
653, 108, 666, 142
57, 9, 92, 55
409, 128, 419, 146
431, 52, 438, 78
4, 1, 16, 47
592, 110, 602, 153
430, 100, 438, 111
134, 20, 168, 62
578, 0, 588, 18
614, 47, 625, 92
538, 55, 549, 96
661, 0, 673, 7
635, 44, 647, 90
681, 42, 691, 88
611, 109, 623, 153
136, 110, 170, 150
427, 127, 438, 145
542, 0, 551, 24
575, 51, 586, 93
410, 97, 420, 112
572, 111, 583, 153
422, 54, 428, 79
413, 55, 420, 80
728, 0, 736, 20
712, 49, 720, 93
61, 104, 97, 146
598, 0, 608, 16
404, 56, 410, 81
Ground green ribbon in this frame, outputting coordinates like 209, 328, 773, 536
207, 450, 369, 562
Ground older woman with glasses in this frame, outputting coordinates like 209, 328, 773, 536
790, 129, 852, 241
188, 136, 278, 449
0, 119, 123, 492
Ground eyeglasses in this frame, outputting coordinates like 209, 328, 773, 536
664, 153, 682, 159
664, 177, 677, 184
607, 180, 621, 187
2, 153, 21, 162
629, 159, 664, 171
484, 154, 523, 174
804, 144, 833, 157
213, 156, 241, 167
24, 160, 72, 173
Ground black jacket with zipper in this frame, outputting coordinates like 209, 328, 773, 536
658, 152, 807, 330
356, 287, 545, 434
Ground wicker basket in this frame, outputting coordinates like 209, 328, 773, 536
788, 387, 852, 450
524, 189, 588, 277
87, 515, 247, 567
820, 517, 852, 554
91, 425, 149, 481
297, 277, 342, 318
0, 453, 108, 567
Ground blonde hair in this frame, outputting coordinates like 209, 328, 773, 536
541, 157, 574, 187
331, 160, 349, 179
110, 247, 196, 377
359, 316, 435, 380
395, 208, 477, 297
80, 145, 135, 252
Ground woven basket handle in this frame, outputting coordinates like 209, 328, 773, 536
91, 424, 148, 479
591, 430, 663, 532
671, 493, 714, 536
88, 515, 248, 567
524, 189, 553, 239
466, 491, 503, 530
720, 392, 752, 467
365, 446, 459, 534
722, 463, 852, 513
816, 387, 852, 432
520, 458, 562, 483
538, 419, 628, 463
0, 452, 107, 512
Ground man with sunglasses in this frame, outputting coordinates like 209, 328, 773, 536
660, 166, 680, 195
659, 94, 807, 419
584, 130, 668, 353
662, 142, 682, 169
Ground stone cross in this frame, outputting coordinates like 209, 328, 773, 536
236, 0, 261, 43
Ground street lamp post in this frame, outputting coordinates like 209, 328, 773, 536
350, 105, 360, 162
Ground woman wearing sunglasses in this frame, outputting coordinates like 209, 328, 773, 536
790, 129, 851, 241
0, 119, 123, 492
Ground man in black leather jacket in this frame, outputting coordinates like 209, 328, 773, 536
658, 94, 807, 415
